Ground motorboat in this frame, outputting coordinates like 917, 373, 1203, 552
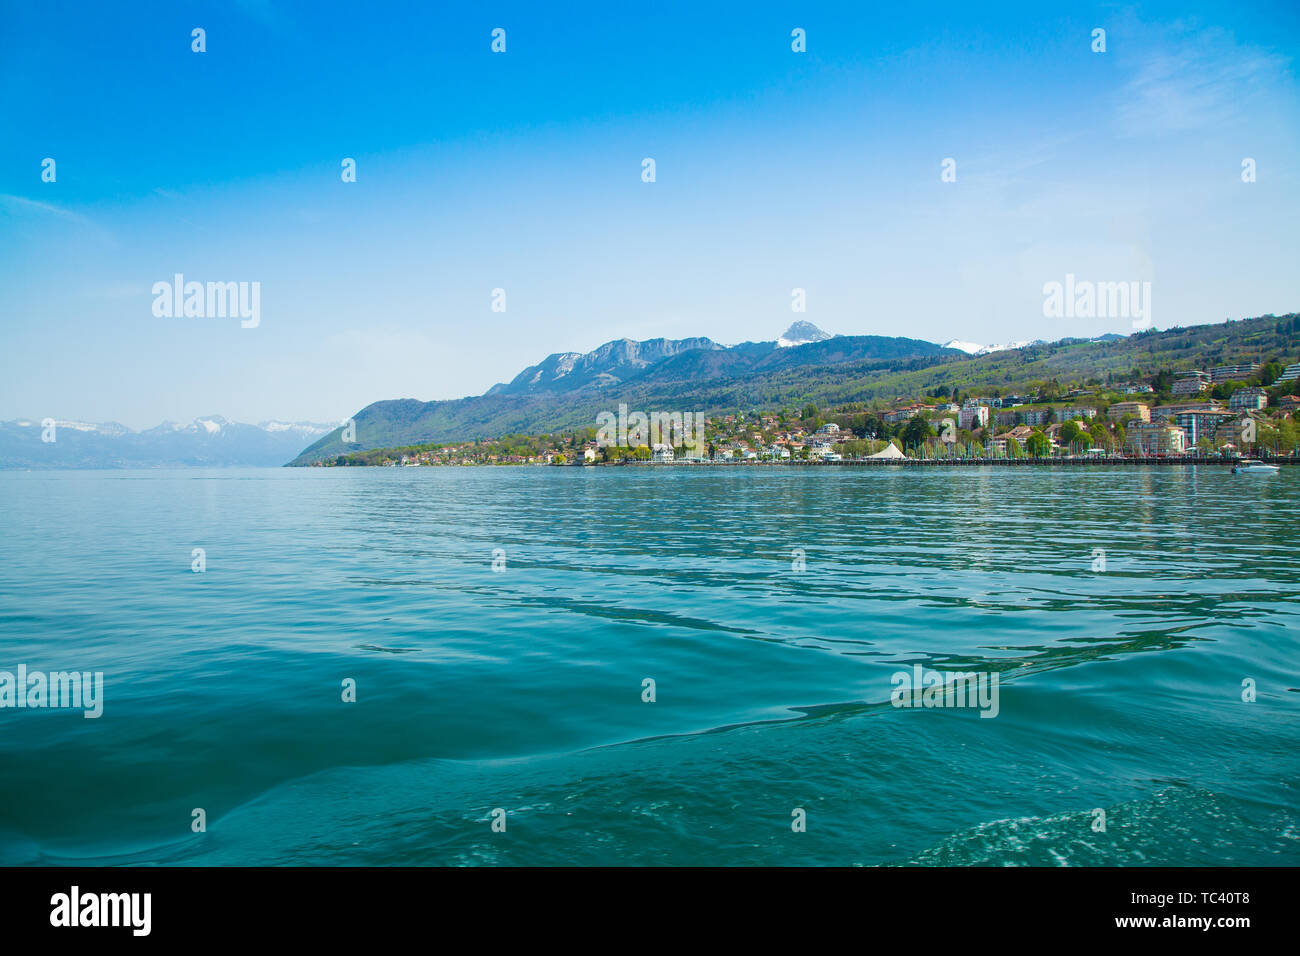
1232, 458, 1280, 474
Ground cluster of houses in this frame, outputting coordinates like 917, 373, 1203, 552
361, 360, 1299, 466
1106, 397, 1295, 456
1108, 363, 1300, 456
694, 420, 853, 463
855, 361, 1298, 458
386, 443, 566, 466
608, 362, 1299, 462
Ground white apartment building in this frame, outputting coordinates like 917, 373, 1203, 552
958, 404, 989, 430
1172, 371, 1210, 396
1276, 362, 1300, 384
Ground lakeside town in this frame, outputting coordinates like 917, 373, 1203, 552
324, 360, 1300, 467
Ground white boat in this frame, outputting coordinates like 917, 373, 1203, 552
1232, 458, 1279, 474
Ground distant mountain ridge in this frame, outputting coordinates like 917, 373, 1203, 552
943, 332, 1131, 355
487, 336, 726, 396
944, 338, 1044, 355
0, 416, 336, 469
289, 313, 1299, 465
291, 326, 962, 463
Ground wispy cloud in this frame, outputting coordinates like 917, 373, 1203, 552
0, 193, 91, 224
1115, 25, 1292, 136
0, 193, 117, 246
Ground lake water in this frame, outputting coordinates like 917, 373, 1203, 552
1, 466, 1297, 865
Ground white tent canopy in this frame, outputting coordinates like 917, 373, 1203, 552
868, 442, 906, 459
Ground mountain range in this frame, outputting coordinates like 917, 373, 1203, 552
943, 338, 1041, 355
7, 315, 1294, 468
290, 322, 965, 462
0, 416, 336, 469
941, 334, 1125, 355
288, 315, 1297, 464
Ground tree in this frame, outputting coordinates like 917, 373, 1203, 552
900, 415, 933, 450
855, 413, 884, 440
1059, 420, 1082, 445
1026, 431, 1051, 457
1280, 417, 1300, 453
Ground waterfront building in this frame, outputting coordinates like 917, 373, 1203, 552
1174, 410, 1232, 447
1217, 417, 1257, 449
1108, 402, 1151, 422
1123, 422, 1187, 456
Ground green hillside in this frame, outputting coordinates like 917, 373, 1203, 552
289, 313, 1300, 465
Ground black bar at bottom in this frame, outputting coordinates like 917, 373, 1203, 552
0, 866, 1284, 942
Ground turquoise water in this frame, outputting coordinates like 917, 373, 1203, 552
1, 466, 1297, 866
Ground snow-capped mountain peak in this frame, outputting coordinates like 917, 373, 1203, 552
257, 420, 340, 437
942, 339, 1045, 356
1, 417, 338, 468
777, 321, 834, 348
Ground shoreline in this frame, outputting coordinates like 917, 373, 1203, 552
305, 455, 1299, 469
611, 455, 1299, 467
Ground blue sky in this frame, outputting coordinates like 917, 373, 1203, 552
2, 0, 1298, 427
